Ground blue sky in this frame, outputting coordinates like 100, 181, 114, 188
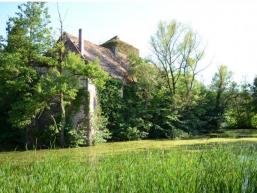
1, 0, 257, 84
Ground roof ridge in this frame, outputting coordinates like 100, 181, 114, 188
63, 31, 130, 81
63, 32, 85, 59
102, 35, 119, 44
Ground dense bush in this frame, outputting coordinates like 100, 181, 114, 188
251, 114, 257, 129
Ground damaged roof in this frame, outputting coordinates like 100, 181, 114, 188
101, 36, 139, 57
64, 32, 132, 81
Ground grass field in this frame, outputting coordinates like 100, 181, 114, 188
209, 129, 257, 138
1, 138, 257, 193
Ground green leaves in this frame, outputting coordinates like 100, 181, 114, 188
83, 58, 109, 89
64, 52, 84, 72
6, 2, 52, 57
0, 2, 58, 147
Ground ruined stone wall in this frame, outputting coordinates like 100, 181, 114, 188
87, 80, 97, 145
67, 78, 97, 146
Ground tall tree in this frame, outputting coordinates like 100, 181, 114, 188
210, 65, 236, 128
150, 21, 204, 97
0, 2, 52, 147
149, 21, 206, 135
225, 82, 253, 128
6, 2, 52, 61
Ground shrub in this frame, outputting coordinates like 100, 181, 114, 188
93, 106, 111, 144
66, 127, 85, 147
251, 114, 257, 128
121, 127, 148, 141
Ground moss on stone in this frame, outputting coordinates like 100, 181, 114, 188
101, 37, 139, 56
66, 89, 89, 130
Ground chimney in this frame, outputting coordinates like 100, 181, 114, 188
79, 28, 84, 56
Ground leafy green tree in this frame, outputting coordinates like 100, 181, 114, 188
251, 114, 257, 129
150, 20, 204, 97
210, 65, 237, 129
125, 55, 161, 139
149, 20, 206, 136
225, 82, 253, 128
5, 2, 52, 62
0, 2, 52, 148
98, 79, 125, 140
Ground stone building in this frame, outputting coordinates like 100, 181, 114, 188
63, 29, 139, 145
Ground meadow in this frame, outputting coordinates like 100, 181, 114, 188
1, 138, 257, 193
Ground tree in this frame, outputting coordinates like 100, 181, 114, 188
128, 54, 160, 100
150, 21, 204, 97
211, 65, 232, 113
225, 82, 253, 128
34, 51, 86, 147
149, 21, 207, 136
5, 2, 52, 62
210, 65, 237, 128
0, 2, 52, 148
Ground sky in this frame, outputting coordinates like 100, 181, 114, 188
0, 0, 257, 84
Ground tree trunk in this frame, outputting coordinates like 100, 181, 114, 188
60, 93, 65, 147
25, 126, 32, 149
25, 120, 35, 149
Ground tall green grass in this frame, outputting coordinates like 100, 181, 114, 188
0, 141, 257, 193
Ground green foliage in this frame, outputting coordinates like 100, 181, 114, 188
150, 20, 204, 96
251, 114, 257, 129
171, 128, 190, 139
93, 106, 111, 144
149, 20, 217, 135
225, 82, 253, 128
252, 76, 257, 112
98, 79, 123, 139
0, 2, 52, 148
66, 127, 85, 147
208, 65, 236, 129
6, 2, 52, 62
84, 59, 109, 89
122, 127, 145, 140
33, 49, 108, 147
99, 54, 191, 140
